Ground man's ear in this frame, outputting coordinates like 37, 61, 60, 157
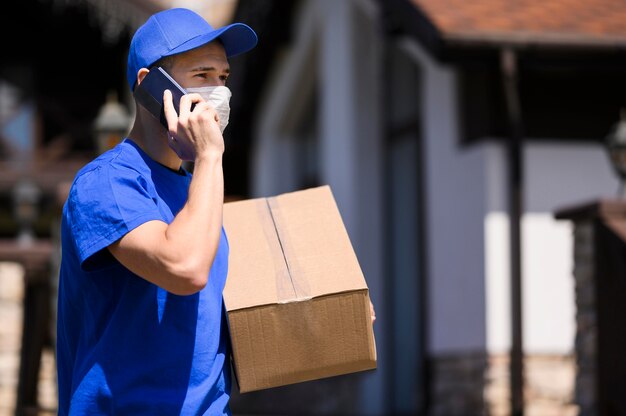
136, 68, 150, 86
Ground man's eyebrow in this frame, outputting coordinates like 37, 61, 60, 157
190, 66, 230, 73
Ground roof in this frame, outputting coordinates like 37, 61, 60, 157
410, 0, 626, 48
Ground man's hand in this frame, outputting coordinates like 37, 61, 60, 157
163, 90, 224, 161
370, 300, 376, 325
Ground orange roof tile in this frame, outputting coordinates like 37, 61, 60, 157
411, 0, 626, 47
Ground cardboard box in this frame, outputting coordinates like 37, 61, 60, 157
222, 185, 377, 393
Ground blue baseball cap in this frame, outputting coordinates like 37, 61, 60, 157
127, 8, 258, 90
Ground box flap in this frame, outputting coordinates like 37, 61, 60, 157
222, 198, 294, 311
223, 185, 368, 311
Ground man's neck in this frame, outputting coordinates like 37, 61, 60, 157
127, 113, 182, 171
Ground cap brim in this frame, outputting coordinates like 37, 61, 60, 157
164, 22, 258, 59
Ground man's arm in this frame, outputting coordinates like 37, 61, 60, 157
108, 92, 225, 296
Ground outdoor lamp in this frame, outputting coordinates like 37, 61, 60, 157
94, 91, 130, 155
12, 179, 40, 245
606, 109, 626, 198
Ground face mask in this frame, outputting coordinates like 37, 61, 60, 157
185, 86, 232, 133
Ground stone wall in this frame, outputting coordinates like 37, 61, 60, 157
430, 351, 577, 416
429, 352, 488, 416
486, 353, 577, 416
0, 262, 56, 416
0, 262, 24, 415
571, 220, 596, 415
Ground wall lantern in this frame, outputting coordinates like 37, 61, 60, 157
94, 91, 130, 155
606, 109, 626, 199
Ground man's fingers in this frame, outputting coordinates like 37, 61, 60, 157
162, 89, 177, 132
179, 93, 216, 126
179, 93, 204, 115
187, 101, 220, 127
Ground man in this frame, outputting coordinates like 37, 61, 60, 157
56, 8, 257, 415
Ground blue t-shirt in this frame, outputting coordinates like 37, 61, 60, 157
56, 138, 231, 415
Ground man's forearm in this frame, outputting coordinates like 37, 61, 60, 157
164, 151, 224, 283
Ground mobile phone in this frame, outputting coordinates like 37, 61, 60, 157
133, 66, 187, 129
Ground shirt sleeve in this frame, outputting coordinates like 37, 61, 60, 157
66, 164, 165, 271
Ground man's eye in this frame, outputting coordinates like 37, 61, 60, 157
194, 73, 208, 79
220, 75, 229, 82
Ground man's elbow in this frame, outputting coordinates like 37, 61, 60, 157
167, 258, 211, 295
171, 276, 207, 296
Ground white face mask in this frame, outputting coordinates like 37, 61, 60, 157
185, 86, 232, 133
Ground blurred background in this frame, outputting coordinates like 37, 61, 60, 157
2, 0, 626, 415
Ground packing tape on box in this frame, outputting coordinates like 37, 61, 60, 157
266, 197, 312, 304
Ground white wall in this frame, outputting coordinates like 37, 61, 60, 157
485, 142, 618, 354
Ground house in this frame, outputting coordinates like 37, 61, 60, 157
228, 0, 626, 414
3, 0, 625, 414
